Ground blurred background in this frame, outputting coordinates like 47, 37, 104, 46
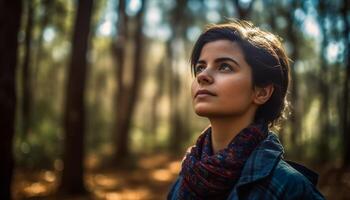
0, 0, 349, 199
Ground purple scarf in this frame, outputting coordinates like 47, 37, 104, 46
178, 123, 268, 199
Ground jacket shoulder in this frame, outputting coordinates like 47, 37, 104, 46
263, 159, 325, 200
232, 160, 325, 200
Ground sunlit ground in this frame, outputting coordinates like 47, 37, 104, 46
12, 154, 181, 200
12, 154, 350, 200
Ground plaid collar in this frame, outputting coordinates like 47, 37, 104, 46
236, 132, 284, 187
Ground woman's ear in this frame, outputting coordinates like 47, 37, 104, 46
253, 84, 274, 105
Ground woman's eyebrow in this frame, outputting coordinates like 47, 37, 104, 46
214, 57, 240, 67
196, 60, 206, 65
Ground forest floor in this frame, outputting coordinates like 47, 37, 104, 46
12, 153, 350, 200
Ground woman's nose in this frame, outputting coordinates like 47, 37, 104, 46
197, 70, 214, 85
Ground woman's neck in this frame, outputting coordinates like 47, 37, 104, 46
209, 114, 255, 154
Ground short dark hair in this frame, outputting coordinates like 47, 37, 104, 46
190, 20, 290, 127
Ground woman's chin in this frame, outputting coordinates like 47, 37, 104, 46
194, 107, 216, 117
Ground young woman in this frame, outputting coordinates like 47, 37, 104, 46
167, 21, 325, 200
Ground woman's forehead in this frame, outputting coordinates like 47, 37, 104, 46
198, 40, 244, 60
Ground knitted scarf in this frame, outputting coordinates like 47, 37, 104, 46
178, 122, 268, 199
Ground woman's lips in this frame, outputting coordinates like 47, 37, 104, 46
195, 89, 216, 98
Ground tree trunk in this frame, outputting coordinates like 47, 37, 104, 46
0, 0, 22, 199
166, 0, 190, 152
59, 0, 93, 195
342, 0, 350, 168
21, 0, 34, 138
111, 0, 127, 162
114, 0, 146, 160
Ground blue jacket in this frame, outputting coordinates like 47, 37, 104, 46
168, 133, 325, 200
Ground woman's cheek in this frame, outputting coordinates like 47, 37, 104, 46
191, 81, 197, 99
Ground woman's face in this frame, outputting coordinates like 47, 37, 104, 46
191, 39, 257, 118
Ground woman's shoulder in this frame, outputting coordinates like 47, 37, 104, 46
230, 132, 325, 200
274, 159, 318, 185
230, 158, 325, 200
268, 159, 325, 199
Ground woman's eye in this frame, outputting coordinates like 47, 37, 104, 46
219, 63, 233, 72
194, 65, 205, 74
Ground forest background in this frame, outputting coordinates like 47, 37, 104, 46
0, 0, 349, 199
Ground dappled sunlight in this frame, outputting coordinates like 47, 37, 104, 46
94, 189, 151, 200
12, 154, 350, 199
150, 160, 181, 182
13, 170, 58, 199
167, 161, 181, 174
104, 188, 151, 200
23, 182, 47, 196
151, 169, 173, 182
138, 154, 169, 169
13, 154, 181, 199
93, 174, 120, 188
43, 171, 56, 183
92, 189, 106, 199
